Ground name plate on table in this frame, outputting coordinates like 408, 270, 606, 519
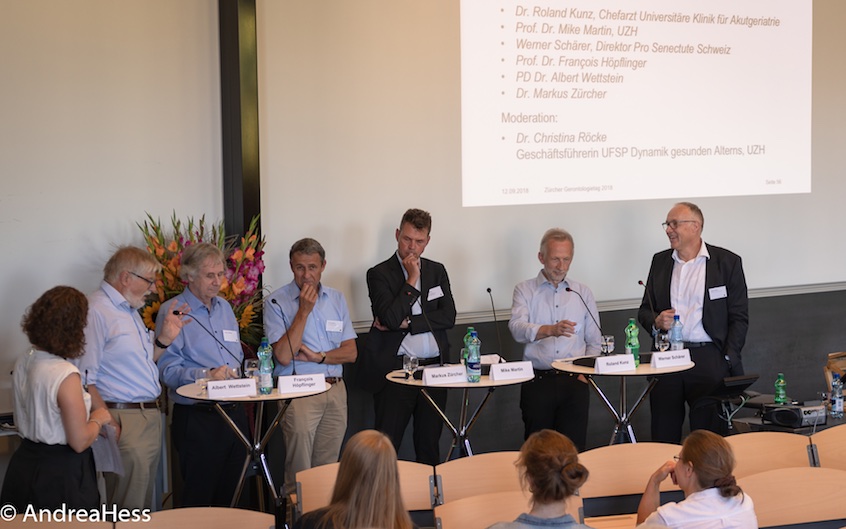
651, 350, 691, 369
489, 361, 533, 381
594, 354, 636, 374
422, 365, 466, 385
278, 374, 326, 394
208, 378, 256, 398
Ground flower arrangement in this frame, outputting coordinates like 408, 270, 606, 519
137, 212, 266, 347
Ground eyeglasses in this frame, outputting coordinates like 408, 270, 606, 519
129, 271, 156, 288
662, 220, 698, 230
673, 455, 681, 462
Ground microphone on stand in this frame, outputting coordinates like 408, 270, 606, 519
270, 298, 298, 376
638, 280, 659, 331
417, 299, 442, 367
173, 310, 243, 373
565, 287, 603, 335
486, 287, 505, 363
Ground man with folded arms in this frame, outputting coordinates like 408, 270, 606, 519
363, 208, 456, 465
638, 202, 749, 443
264, 238, 357, 494
77, 246, 186, 510
508, 228, 601, 451
157, 242, 246, 507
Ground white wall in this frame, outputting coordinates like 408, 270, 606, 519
0, 0, 222, 410
257, 0, 846, 325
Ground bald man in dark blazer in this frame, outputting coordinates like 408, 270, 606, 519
362, 208, 456, 465
638, 202, 748, 443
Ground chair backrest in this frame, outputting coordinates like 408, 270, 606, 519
811, 423, 846, 471
114, 507, 273, 529
296, 461, 340, 515
435, 489, 581, 529
737, 467, 846, 527
724, 431, 811, 478
434, 451, 521, 505
577, 442, 683, 519
397, 459, 438, 510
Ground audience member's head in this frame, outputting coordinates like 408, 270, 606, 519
21, 286, 88, 359
518, 429, 588, 506
323, 430, 413, 529
679, 429, 742, 498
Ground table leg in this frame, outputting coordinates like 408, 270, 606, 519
420, 387, 499, 461
214, 399, 291, 509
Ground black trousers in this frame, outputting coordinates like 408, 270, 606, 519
374, 378, 447, 466
649, 343, 731, 443
172, 403, 249, 507
0, 439, 99, 510
520, 370, 590, 451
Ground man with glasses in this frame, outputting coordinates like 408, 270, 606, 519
638, 202, 749, 443
76, 246, 187, 510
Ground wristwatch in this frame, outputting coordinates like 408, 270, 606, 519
318, 352, 327, 364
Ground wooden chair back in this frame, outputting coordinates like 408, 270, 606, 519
737, 467, 846, 527
434, 451, 521, 505
811, 423, 846, 471
724, 431, 811, 478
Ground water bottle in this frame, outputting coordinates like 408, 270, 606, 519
831, 373, 844, 419
463, 326, 475, 364
774, 372, 787, 404
624, 318, 640, 367
669, 315, 684, 351
257, 337, 274, 395
466, 330, 481, 383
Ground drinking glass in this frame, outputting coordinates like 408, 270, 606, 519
402, 354, 419, 379
244, 359, 259, 383
196, 368, 211, 394
601, 335, 615, 355
655, 332, 670, 352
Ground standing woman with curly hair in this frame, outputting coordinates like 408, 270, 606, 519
637, 429, 758, 528
0, 286, 112, 509
489, 429, 593, 529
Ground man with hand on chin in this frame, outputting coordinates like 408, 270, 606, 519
508, 228, 601, 451
263, 238, 357, 495
638, 202, 748, 443
363, 208, 456, 465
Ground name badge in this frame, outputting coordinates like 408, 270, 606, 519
651, 350, 691, 369
595, 354, 636, 374
709, 286, 728, 300
223, 329, 239, 342
490, 361, 533, 381
427, 286, 444, 301
208, 378, 256, 398
325, 320, 343, 332
422, 365, 466, 385
278, 373, 326, 394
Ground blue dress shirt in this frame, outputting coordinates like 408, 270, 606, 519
157, 289, 243, 405
76, 282, 161, 402
263, 281, 356, 378
509, 271, 602, 369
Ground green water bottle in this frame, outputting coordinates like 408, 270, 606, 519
774, 372, 787, 404
625, 318, 640, 367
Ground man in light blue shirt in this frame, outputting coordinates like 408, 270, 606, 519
264, 238, 357, 494
157, 243, 246, 507
509, 228, 601, 450
77, 246, 186, 511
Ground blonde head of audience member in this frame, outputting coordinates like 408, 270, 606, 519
320, 429, 413, 529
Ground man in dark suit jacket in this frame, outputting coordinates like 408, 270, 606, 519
638, 202, 748, 443
362, 208, 456, 464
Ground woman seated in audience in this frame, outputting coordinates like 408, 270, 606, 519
488, 429, 593, 529
0, 286, 112, 509
637, 429, 758, 528
293, 429, 414, 529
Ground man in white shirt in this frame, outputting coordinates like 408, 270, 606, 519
638, 202, 749, 443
